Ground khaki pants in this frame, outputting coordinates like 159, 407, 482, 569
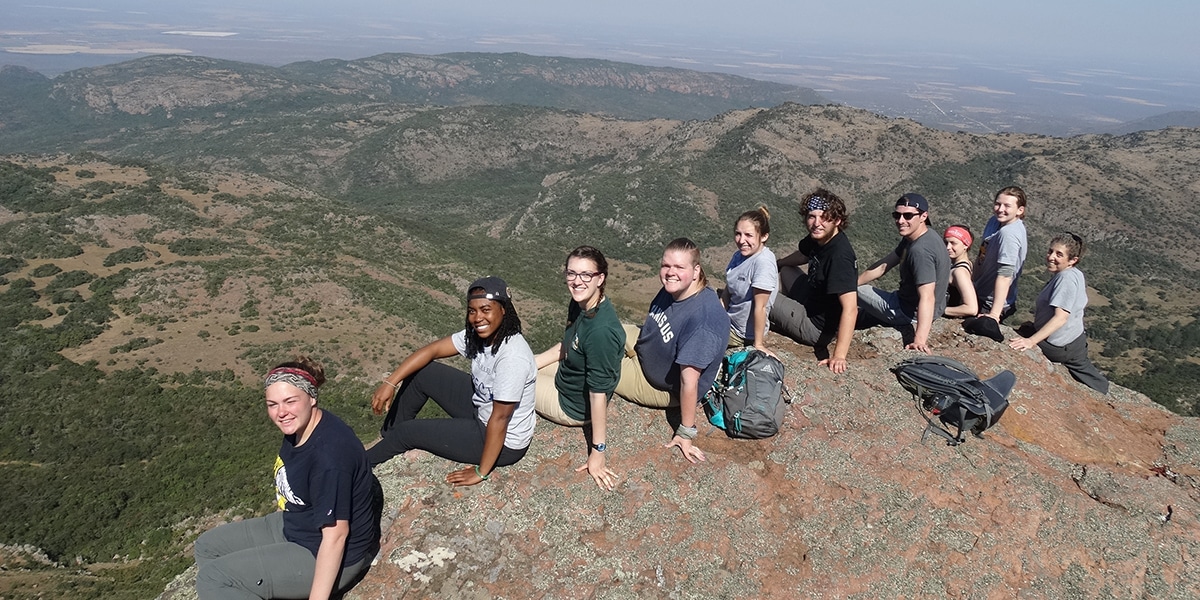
534, 362, 587, 426
614, 324, 674, 408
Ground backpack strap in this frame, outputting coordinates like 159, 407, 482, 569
912, 390, 965, 446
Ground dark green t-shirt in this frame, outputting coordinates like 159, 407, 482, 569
554, 297, 626, 421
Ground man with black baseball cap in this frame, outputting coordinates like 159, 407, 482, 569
855, 193, 950, 353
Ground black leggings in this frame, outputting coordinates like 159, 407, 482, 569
366, 361, 528, 467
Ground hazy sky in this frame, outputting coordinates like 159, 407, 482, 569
389, 0, 1199, 67
7, 0, 1198, 70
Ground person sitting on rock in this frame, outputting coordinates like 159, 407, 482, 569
1010, 232, 1109, 394
616, 237, 730, 463
856, 193, 950, 354
964, 186, 1028, 341
367, 277, 537, 485
534, 246, 625, 490
721, 205, 778, 353
943, 224, 979, 318
195, 356, 380, 600
769, 188, 859, 373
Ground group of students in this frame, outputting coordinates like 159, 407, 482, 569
193, 186, 1110, 599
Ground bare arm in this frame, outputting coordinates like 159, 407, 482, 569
857, 252, 899, 286
1010, 307, 1070, 351
906, 281, 936, 354
535, 342, 564, 369
308, 520, 349, 600
944, 267, 979, 317
665, 365, 706, 463
576, 390, 617, 490
983, 275, 1013, 321
776, 249, 810, 269
447, 400, 517, 486
750, 287, 772, 354
820, 290, 858, 373
372, 336, 459, 415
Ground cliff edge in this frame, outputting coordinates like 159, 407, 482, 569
161, 320, 1200, 598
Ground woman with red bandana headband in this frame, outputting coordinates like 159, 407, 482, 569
943, 224, 979, 318
195, 356, 380, 600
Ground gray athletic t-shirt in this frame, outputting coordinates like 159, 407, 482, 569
451, 330, 538, 449
974, 216, 1027, 311
896, 228, 951, 318
1034, 267, 1088, 346
724, 247, 778, 340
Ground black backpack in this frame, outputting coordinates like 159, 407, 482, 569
891, 356, 1015, 446
702, 349, 790, 439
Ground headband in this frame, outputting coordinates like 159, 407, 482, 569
944, 226, 972, 248
804, 196, 830, 213
264, 367, 319, 399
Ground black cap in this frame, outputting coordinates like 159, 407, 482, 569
467, 276, 510, 302
896, 193, 929, 213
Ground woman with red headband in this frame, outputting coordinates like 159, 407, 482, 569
195, 356, 380, 600
943, 224, 979, 317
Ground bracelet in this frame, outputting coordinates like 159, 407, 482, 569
474, 465, 490, 480
675, 424, 698, 440
380, 378, 399, 390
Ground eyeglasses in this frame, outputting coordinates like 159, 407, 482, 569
564, 270, 600, 282
892, 211, 922, 221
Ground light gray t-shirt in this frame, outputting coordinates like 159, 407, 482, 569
724, 247, 778, 340
974, 216, 1027, 311
1035, 267, 1088, 346
451, 330, 538, 449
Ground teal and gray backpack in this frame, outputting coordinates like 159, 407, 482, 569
891, 355, 1015, 446
703, 349, 790, 439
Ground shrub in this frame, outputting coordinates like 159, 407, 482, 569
168, 238, 229, 256
30, 263, 63, 277
103, 246, 149, 267
45, 269, 95, 292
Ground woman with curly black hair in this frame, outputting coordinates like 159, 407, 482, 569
367, 276, 537, 486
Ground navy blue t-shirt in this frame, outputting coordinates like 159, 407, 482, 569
635, 286, 730, 396
275, 410, 377, 566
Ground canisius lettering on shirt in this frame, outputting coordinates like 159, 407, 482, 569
649, 306, 674, 343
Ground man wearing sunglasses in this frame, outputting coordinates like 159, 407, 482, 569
855, 193, 950, 354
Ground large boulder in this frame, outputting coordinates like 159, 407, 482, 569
160, 320, 1200, 598
356, 321, 1199, 598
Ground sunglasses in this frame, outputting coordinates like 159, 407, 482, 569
892, 211, 922, 221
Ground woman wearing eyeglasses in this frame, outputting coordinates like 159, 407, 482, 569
534, 246, 626, 490
721, 206, 778, 354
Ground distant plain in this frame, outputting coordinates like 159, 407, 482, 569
4, 3, 1199, 136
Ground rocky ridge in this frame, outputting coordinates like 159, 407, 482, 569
159, 320, 1200, 599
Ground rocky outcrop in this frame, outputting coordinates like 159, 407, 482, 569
161, 320, 1199, 598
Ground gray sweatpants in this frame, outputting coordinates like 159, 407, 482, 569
194, 511, 371, 599
1038, 333, 1110, 395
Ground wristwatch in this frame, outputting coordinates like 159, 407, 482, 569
592, 442, 606, 453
